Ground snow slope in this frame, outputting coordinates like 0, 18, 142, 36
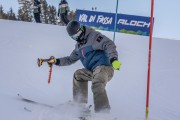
0, 19, 180, 120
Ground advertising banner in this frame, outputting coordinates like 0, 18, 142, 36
76, 9, 152, 36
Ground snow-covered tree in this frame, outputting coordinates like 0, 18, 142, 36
40, 0, 49, 24
68, 10, 76, 21
17, 0, 33, 22
48, 5, 57, 25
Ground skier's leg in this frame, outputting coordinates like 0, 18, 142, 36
73, 68, 92, 104
34, 13, 38, 23
60, 14, 67, 25
35, 14, 40, 23
91, 65, 114, 113
37, 14, 41, 23
61, 12, 69, 25
63, 14, 69, 25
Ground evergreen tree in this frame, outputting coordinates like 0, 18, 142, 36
7, 7, 17, 20
17, 0, 33, 22
40, 0, 49, 24
0, 5, 6, 19
48, 5, 57, 25
68, 10, 76, 21
17, 8, 24, 21
1, 0, 77, 25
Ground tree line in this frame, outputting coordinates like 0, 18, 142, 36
0, 0, 76, 25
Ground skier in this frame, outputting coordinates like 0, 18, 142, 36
47, 20, 122, 113
33, 0, 41, 23
57, 0, 70, 25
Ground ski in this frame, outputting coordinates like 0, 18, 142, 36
17, 94, 53, 108
18, 94, 116, 120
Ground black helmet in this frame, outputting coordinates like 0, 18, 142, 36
66, 20, 81, 36
66, 20, 84, 41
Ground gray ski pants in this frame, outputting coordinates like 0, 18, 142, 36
73, 65, 114, 112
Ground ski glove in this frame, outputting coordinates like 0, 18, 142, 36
111, 58, 122, 70
47, 56, 57, 67
112, 60, 122, 70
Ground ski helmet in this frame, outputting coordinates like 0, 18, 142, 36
66, 20, 84, 41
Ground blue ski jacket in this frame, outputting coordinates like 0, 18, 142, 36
56, 26, 118, 71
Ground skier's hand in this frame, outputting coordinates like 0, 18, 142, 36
47, 56, 56, 67
111, 59, 122, 70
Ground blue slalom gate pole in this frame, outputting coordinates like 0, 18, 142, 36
113, 0, 119, 42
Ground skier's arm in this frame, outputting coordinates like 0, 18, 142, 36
58, 5, 60, 16
92, 35, 122, 70
92, 34, 118, 61
66, 4, 70, 12
55, 50, 79, 66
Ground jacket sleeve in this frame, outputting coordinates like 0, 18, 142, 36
55, 49, 79, 66
58, 8, 60, 16
58, 4, 61, 16
64, 1, 69, 12
92, 34, 118, 62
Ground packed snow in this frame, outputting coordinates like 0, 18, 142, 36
0, 19, 180, 120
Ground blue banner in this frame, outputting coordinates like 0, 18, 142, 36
76, 9, 152, 36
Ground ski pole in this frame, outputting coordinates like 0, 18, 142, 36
48, 65, 52, 84
38, 58, 53, 84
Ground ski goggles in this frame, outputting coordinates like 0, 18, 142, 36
71, 30, 83, 40
71, 25, 84, 40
